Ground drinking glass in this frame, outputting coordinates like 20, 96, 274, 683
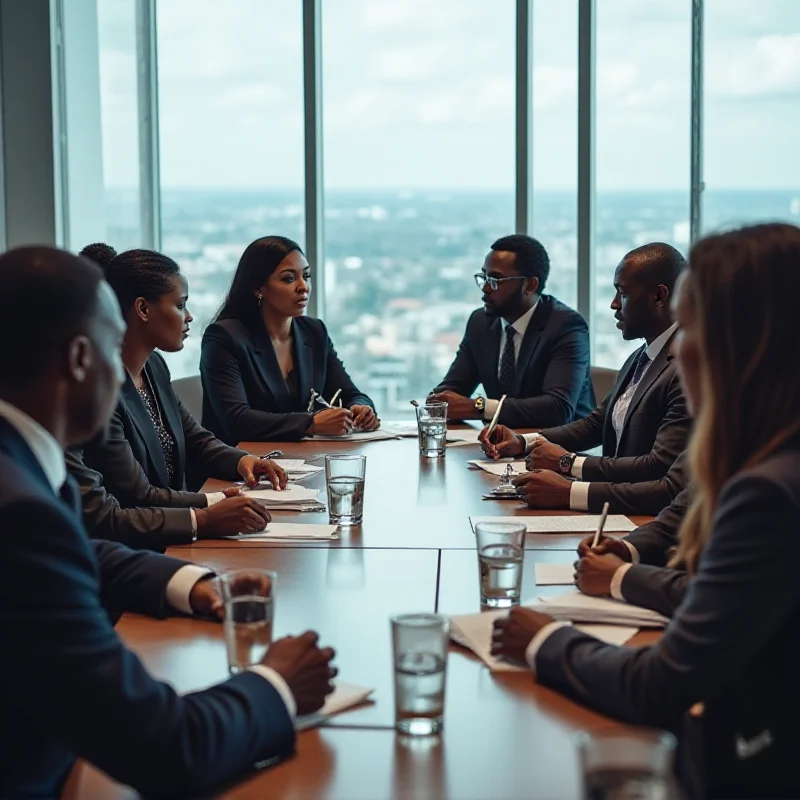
391, 613, 449, 736
219, 569, 276, 674
325, 454, 366, 525
416, 403, 447, 458
474, 521, 526, 608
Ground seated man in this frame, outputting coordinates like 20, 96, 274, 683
0, 246, 336, 799
429, 234, 594, 428
482, 242, 690, 515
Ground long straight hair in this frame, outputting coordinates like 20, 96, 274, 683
214, 236, 303, 328
673, 222, 800, 572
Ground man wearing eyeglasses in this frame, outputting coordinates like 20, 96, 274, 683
428, 234, 594, 429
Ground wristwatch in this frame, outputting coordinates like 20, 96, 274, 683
558, 452, 577, 476
474, 396, 486, 414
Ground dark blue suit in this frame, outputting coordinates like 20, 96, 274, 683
432, 295, 595, 428
0, 418, 294, 798
201, 316, 374, 443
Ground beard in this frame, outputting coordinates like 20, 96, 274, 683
483, 285, 525, 320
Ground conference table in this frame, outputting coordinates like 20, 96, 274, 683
63, 429, 657, 800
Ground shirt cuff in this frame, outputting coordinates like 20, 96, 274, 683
483, 398, 499, 421
610, 563, 634, 601
248, 665, 297, 720
622, 540, 640, 564
524, 621, 571, 673
165, 565, 214, 615
204, 492, 226, 507
189, 507, 198, 535
571, 456, 587, 480
569, 481, 590, 512
522, 432, 541, 455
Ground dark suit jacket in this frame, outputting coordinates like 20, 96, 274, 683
432, 295, 594, 428
536, 441, 800, 798
83, 352, 247, 508
0, 419, 294, 799
201, 316, 375, 444
542, 333, 690, 514
67, 447, 196, 549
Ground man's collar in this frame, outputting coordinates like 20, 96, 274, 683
502, 298, 540, 336
646, 321, 678, 362
0, 398, 66, 492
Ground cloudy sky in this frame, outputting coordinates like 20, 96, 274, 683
97, 0, 800, 191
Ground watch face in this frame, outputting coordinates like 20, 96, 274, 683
559, 454, 573, 474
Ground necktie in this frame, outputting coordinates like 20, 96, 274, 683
629, 349, 651, 387
499, 327, 517, 395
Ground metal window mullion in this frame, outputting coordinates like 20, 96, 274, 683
690, 0, 704, 242
303, 0, 324, 319
515, 0, 533, 234
577, 0, 596, 330
50, 0, 69, 248
135, 0, 161, 250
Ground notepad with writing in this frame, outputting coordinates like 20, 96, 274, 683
295, 681, 374, 730
531, 589, 668, 627
470, 515, 637, 534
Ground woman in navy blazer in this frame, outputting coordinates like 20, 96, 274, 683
201, 236, 378, 443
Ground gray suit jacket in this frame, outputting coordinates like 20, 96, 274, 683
542, 334, 690, 514
83, 352, 247, 510
536, 442, 800, 798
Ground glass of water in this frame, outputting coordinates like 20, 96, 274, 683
577, 729, 678, 800
391, 613, 449, 736
218, 569, 276, 674
325, 454, 366, 525
416, 402, 448, 458
475, 521, 526, 608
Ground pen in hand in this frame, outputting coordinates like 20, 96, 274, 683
591, 502, 610, 549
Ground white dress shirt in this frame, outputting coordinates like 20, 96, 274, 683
483, 300, 539, 421
0, 399, 295, 718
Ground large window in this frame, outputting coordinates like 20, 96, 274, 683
594, 0, 692, 369
703, 0, 800, 231
321, 0, 516, 414
155, 0, 304, 378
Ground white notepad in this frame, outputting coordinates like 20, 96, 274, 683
534, 563, 575, 586
295, 681, 374, 730
244, 485, 322, 506
305, 430, 401, 443
470, 515, 637, 534
446, 428, 483, 445
449, 610, 639, 672
468, 460, 528, 476
227, 522, 338, 541
532, 589, 668, 627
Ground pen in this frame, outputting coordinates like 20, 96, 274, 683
486, 394, 507, 439
591, 502, 610, 549
259, 450, 283, 460
410, 399, 420, 408
329, 389, 342, 407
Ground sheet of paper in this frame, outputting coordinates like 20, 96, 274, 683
381, 422, 420, 438
450, 611, 639, 672
306, 430, 401, 443
468, 460, 528, 477
446, 428, 483, 445
534, 563, 575, 586
227, 522, 338, 541
532, 589, 668, 627
295, 681, 374, 730
273, 460, 323, 475
470, 515, 637, 534
244, 484, 322, 506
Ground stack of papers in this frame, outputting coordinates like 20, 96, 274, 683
532, 589, 668, 627
470, 515, 637, 534
295, 681, 374, 730
449, 609, 639, 672
272, 459, 324, 482
468, 459, 528, 476
381, 422, 420, 438
244, 484, 325, 512
305, 429, 401, 443
227, 522, 338, 542
446, 428, 483, 446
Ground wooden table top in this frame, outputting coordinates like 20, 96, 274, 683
63, 432, 658, 799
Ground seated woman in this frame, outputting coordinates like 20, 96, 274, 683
80, 244, 286, 541
200, 235, 378, 444
492, 223, 800, 799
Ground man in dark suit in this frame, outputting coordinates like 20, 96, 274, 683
482, 242, 690, 515
428, 234, 594, 428
0, 246, 336, 798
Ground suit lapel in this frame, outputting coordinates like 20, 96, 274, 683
292, 321, 314, 405
146, 357, 185, 487
512, 298, 551, 396
602, 348, 640, 450
480, 316, 503, 398
121, 373, 171, 488
620, 333, 676, 435
250, 324, 293, 409
0, 416, 55, 495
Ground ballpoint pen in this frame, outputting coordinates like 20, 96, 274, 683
485, 394, 507, 439
591, 502, 610, 549
259, 450, 283, 460
329, 389, 342, 407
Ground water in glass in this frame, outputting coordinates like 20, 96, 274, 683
479, 543, 523, 607
224, 595, 273, 674
394, 651, 446, 736
418, 419, 447, 458
328, 475, 365, 524
584, 768, 672, 800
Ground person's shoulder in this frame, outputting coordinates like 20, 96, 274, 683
0, 452, 64, 518
464, 308, 492, 332
544, 295, 587, 327
203, 317, 253, 346
721, 441, 800, 512
295, 315, 329, 342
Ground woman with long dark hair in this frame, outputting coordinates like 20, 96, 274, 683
80, 244, 285, 541
493, 223, 800, 798
200, 236, 378, 444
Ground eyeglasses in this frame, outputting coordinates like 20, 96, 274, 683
474, 273, 528, 292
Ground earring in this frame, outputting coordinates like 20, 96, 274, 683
256, 292, 263, 306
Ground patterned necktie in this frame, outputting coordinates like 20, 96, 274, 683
499, 327, 517, 395
629, 349, 651, 387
